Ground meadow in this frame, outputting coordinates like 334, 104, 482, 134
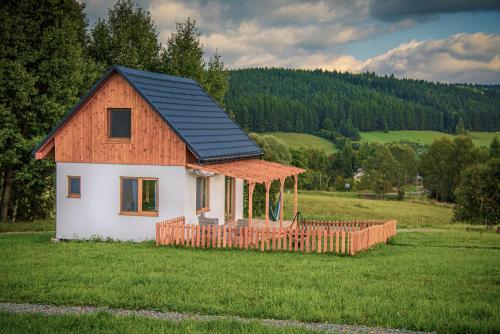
262, 131, 499, 154
357, 130, 499, 147
261, 132, 337, 154
1, 192, 499, 333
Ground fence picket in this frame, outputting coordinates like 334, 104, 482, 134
155, 218, 397, 255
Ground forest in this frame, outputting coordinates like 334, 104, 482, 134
226, 68, 500, 133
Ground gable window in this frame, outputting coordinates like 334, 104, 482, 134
108, 108, 131, 140
67, 176, 81, 198
120, 177, 158, 216
196, 176, 210, 214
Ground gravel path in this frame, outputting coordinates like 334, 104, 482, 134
0, 302, 433, 334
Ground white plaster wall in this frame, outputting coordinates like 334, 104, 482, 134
184, 171, 225, 225
56, 163, 185, 241
56, 163, 246, 240
183, 171, 244, 225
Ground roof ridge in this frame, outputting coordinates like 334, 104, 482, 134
114, 65, 196, 84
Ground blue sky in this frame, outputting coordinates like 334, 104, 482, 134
83, 0, 500, 84
345, 11, 500, 59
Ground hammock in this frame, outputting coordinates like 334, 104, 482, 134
269, 195, 281, 221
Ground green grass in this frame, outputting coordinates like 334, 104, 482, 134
283, 191, 454, 229
358, 130, 498, 147
261, 131, 498, 154
0, 312, 313, 334
1, 229, 499, 333
0, 220, 55, 233
262, 132, 337, 154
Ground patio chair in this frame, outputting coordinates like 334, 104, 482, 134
236, 219, 248, 228
198, 216, 219, 226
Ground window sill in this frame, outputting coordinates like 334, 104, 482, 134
106, 138, 131, 144
119, 211, 159, 217
67, 194, 81, 199
196, 207, 210, 215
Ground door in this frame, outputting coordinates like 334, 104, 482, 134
224, 176, 235, 222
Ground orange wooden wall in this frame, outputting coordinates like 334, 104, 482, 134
54, 73, 186, 166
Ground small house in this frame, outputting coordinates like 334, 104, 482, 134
34, 66, 303, 241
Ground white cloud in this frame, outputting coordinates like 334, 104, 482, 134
84, 1, 500, 83
361, 33, 500, 83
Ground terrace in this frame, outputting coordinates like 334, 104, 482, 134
157, 158, 397, 255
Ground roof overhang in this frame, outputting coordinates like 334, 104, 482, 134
187, 158, 305, 184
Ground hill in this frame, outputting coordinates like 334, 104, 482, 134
226, 68, 500, 134
358, 130, 499, 147
261, 130, 498, 153
261, 132, 337, 154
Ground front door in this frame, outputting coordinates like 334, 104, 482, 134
224, 176, 235, 222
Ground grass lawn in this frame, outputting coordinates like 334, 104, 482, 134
1, 229, 499, 333
0, 220, 55, 233
0, 312, 313, 334
261, 132, 337, 155
358, 130, 498, 147
284, 191, 454, 229
1, 193, 498, 333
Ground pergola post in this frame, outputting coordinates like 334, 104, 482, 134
279, 178, 285, 229
248, 182, 255, 227
293, 174, 298, 217
264, 181, 271, 228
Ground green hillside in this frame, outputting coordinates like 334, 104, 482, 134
227, 68, 500, 134
261, 132, 337, 154
262, 130, 498, 153
358, 130, 499, 147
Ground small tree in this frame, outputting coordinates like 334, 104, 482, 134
454, 159, 500, 227
388, 143, 417, 200
490, 137, 500, 158
455, 118, 467, 135
362, 144, 397, 197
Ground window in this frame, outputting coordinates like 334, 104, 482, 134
67, 176, 81, 198
120, 177, 158, 216
108, 108, 131, 140
196, 176, 210, 213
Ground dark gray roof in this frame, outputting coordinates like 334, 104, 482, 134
35, 65, 262, 163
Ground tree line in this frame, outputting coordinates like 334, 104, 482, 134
226, 68, 500, 134
0, 0, 229, 223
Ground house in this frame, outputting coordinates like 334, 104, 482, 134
353, 169, 364, 182
34, 66, 303, 241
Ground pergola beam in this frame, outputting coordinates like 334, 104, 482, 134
187, 159, 305, 227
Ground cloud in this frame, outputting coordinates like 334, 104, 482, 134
370, 0, 500, 21
82, 1, 500, 83
354, 33, 500, 83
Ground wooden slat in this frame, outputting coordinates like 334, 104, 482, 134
51, 73, 186, 166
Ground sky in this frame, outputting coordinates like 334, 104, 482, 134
83, 0, 500, 84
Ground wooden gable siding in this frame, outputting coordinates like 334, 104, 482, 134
54, 73, 186, 165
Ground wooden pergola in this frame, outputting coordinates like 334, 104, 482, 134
187, 159, 305, 228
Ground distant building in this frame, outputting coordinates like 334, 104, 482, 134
353, 169, 364, 182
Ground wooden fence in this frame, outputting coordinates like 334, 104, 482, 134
156, 217, 397, 256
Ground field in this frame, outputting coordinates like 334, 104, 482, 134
261, 132, 337, 154
284, 191, 453, 229
1, 192, 499, 333
358, 130, 499, 147
261, 131, 498, 153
